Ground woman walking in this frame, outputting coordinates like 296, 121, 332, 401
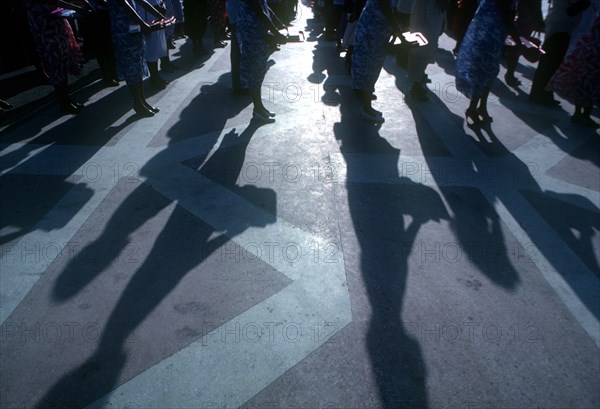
455, 0, 520, 124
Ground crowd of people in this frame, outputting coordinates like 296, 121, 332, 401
2, 0, 599, 127
339, 0, 599, 125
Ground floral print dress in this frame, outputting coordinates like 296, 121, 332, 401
24, 0, 83, 88
351, 0, 394, 92
108, 0, 149, 83
455, 0, 508, 99
547, 13, 600, 107
236, 0, 270, 92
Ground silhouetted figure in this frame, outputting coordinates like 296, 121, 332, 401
455, 0, 520, 125
23, 0, 85, 114
107, 0, 174, 117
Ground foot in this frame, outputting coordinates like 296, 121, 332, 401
252, 109, 276, 123
213, 40, 227, 48
421, 74, 432, 84
103, 78, 120, 87
133, 103, 155, 117
504, 74, 521, 87
142, 100, 160, 114
255, 106, 275, 117
60, 98, 83, 114
0, 99, 13, 110
477, 108, 493, 123
465, 108, 480, 125
167, 40, 176, 49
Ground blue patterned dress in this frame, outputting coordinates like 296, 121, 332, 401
236, 0, 270, 91
455, 0, 508, 99
351, 0, 394, 92
108, 0, 148, 84
24, 0, 84, 88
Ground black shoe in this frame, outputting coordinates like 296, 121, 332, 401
167, 40, 176, 49
252, 110, 276, 123
60, 98, 83, 114
133, 104, 155, 117
213, 40, 227, 48
0, 99, 13, 110
143, 102, 160, 114
103, 78, 120, 87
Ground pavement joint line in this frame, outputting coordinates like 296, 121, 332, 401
411, 96, 600, 348
83, 138, 352, 409
484, 190, 600, 348
512, 128, 595, 174
0, 55, 232, 325
2, 14, 599, 406
86, 279, 352, 409
535, 177, 600, 211
4, 58, 354, 402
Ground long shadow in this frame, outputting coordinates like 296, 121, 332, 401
0, 85, 139, 246
335, 87, 448, 407
494, 79, 596, 156
409, 93, 599, 318
413, 102, 521, 290
163, 72, 251, 144
308, 38, 348, 106
35, 118, 274, 408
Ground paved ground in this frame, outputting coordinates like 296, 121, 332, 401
1, 5, 599, 409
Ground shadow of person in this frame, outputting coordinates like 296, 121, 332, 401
37, 120, 274, 408
165, 72, 251, 144
452, 108, 599, 317
407, 96, 522, 291
335, 87, 448, 407
308, 40, 348, 107
520, 189, 600, 279
492, 79, 598, 160
0, 86, 141, 247
51, 72, 253, 303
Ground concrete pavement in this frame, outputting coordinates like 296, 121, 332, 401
1, 5, 599, 408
